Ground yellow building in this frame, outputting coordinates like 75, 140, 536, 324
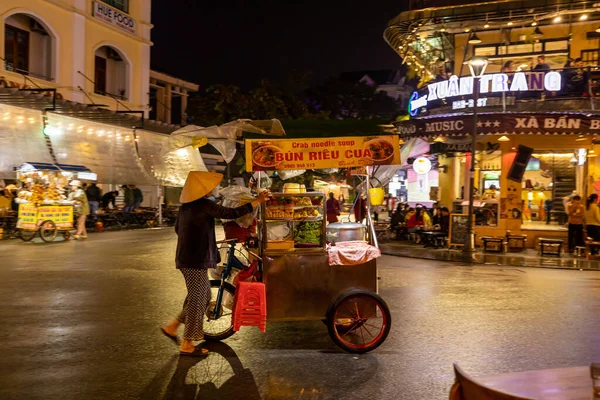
386, 0, 600, 248
0, 0, 153, 112
0, 0, 202, 203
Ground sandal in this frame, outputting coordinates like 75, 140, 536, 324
179, 347, 209, 357
160, 328, 180, 346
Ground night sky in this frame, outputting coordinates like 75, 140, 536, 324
150, 0, 407, 89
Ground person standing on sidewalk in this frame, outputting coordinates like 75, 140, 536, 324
85, 183, 101, 216
68, 180, 89, 240
131, 185, 143, 210
122, 185, 134, 212
161, 171, 270, 356
567, 195, 585, 253
584, 194, 600, 241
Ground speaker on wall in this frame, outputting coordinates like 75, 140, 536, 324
507, 145, 533, 182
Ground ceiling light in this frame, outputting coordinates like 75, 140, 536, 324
553, 16, 562, 23
531, 20, 538, 26
468, 32, 482, 44
464, 28, 470, 33
440, 28, 446, 32
580, 14, 588, 21
497, 136, 510, 142
484, 23, 490, 28
596, 26, 600, 33
531, 27, 544, 39
507, 21, 514, 26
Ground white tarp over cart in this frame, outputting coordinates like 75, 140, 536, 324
0, 105, 51, 179
164, 119, 286, 166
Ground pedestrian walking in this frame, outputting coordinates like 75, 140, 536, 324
567, 195, 585, 253
585, 194, 600, 241
161, 171, 270, 356
85, 182, 102, 216
131, 185, 143, 210
68, 180, 89, 240
326, 192, 341, 223
122, 185, 134, 212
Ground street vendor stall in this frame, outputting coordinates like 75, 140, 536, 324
14, 163, 94, 242
239, 134, 399, 352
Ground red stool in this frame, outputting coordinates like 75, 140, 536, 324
233, 281, 267, 332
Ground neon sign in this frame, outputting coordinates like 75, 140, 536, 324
409, 71, 562, 115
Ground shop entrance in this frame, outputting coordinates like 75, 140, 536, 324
521, 151, 577, 230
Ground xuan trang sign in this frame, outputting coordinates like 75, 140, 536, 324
409, 71, 561, 116
396, 113, 600, 138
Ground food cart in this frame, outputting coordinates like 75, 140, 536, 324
205, 134, 400, 353
13, 162, 93, 242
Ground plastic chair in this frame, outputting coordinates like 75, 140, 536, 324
450, 364, 534, 400
233, 282, 267, 332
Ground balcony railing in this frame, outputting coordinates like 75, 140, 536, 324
410, 65, 600, 117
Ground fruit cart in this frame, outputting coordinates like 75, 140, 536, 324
17, 203, 74, 242
203, 134, 399, 353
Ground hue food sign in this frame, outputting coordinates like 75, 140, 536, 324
93, 1, 136, 34
245, 136, 400, 172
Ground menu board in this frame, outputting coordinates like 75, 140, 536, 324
17, 204, 37, 230
448, 214, 469, 247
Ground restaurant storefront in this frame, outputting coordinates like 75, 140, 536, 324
385, 0, 600, 247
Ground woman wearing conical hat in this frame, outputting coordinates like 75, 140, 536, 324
161, 171, 270, 356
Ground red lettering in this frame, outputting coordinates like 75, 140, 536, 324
363, 149, 371, 158
345, 150, 353, 158
275, 153, 284, 162
309, 152, 318, 160
294, 153, 303, 161
331, 150, 339, 159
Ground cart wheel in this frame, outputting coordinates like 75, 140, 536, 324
326, 288, 391, 354
62, 231, 71, 240
39, 220, 57, 242
204, 280, 237, 341
18, 228, 37, 242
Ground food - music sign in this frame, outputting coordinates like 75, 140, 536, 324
245, 136, 400, 172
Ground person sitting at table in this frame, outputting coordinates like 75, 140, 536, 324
407, 207, 431, 233
438, 207, 450, 233
101, 191, 119, 211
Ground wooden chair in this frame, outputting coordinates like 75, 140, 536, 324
449, 364, 534, 400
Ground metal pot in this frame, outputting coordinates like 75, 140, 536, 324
326, 219, 366, 243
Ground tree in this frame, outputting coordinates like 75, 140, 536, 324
306, 78, 398, 120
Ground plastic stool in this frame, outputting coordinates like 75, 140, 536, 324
233, 281, 267, 332
574, 246, 586, 257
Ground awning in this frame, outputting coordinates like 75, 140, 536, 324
394, 112, 600, 139
16, 162, 92, 173
0, 105, 52, 178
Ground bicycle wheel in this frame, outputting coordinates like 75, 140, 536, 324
18, 228, 37, 242
40, 220, 57, 242
204, 280, 237, 341
327, 288, 391, 354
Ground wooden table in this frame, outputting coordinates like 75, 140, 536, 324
478, 366, 593, 399
539, 238, 564, 257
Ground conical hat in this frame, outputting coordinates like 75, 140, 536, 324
180, 171, 223, 204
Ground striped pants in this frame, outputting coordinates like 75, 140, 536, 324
177, 268, 211, 341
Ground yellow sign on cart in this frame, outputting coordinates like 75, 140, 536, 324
246, 135, 400, 172
18, 204, 74, 230
17, 204, 37, 230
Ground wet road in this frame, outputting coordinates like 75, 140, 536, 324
1, 229, 599, 400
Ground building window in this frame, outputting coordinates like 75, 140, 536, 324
4, 14, 54, 81
101, 0, 129, 13
4, 25, 29, 75
94, 46, 129, 100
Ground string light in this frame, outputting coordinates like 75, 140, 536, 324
580, 14, 588, 21
553, 15, 562, 23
